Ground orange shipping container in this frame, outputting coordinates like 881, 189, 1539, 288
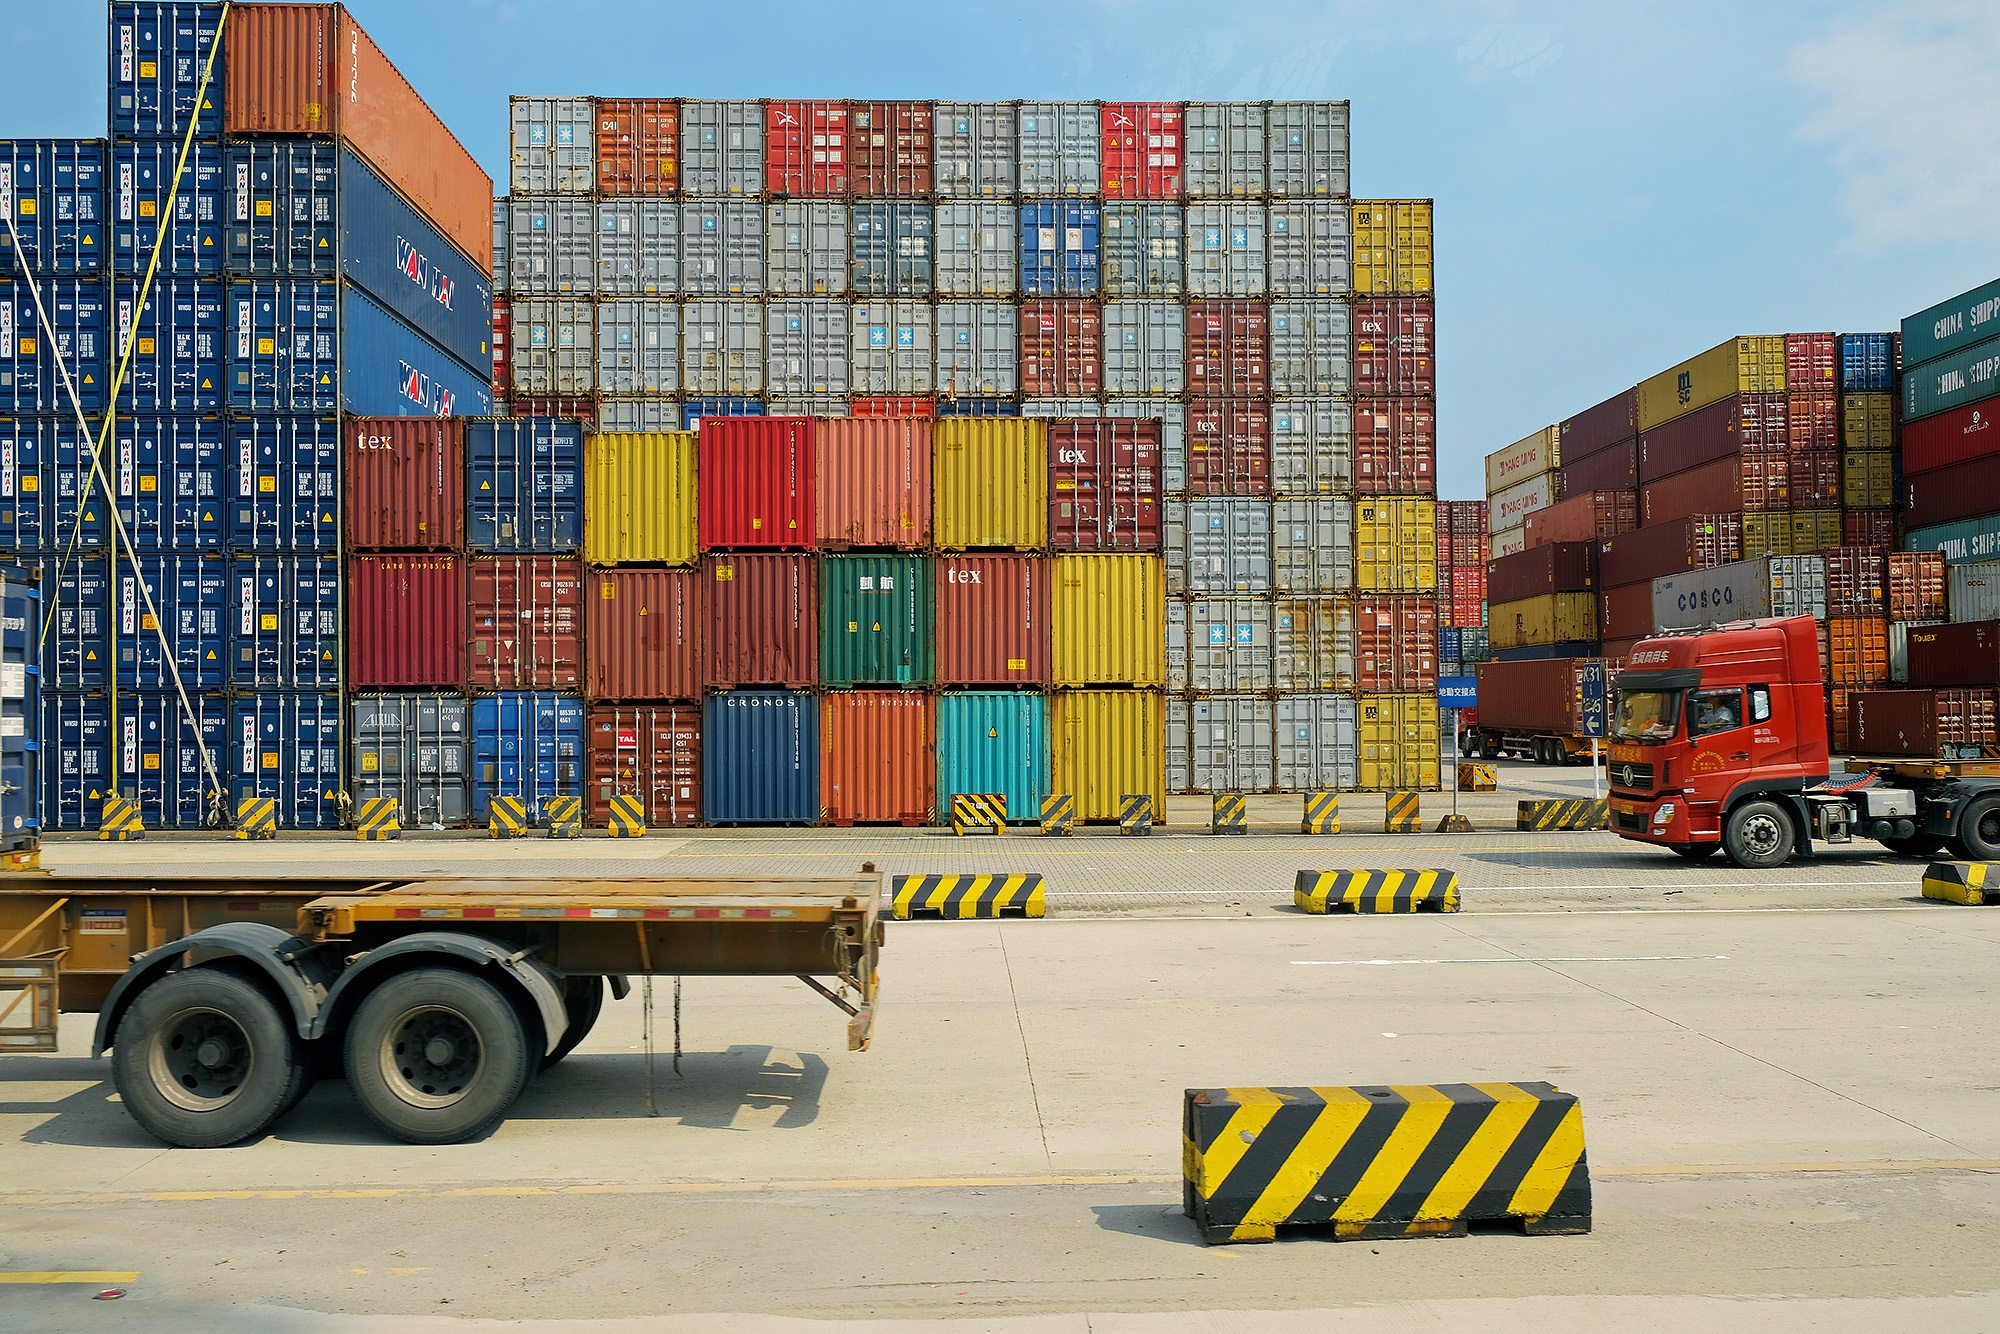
224, 4, 492, 271
467, 556, 583, 689
1353, 596, 1437, 692
1019, 301, 1102, 396
595, 98, 679, 194
1828, 618, 1890, 688
813, 418, 931, 549
1787, 391, 1837, 450
820, 691, 934, 826
934, 554, 1051, 685
344, 416, 465, 551
1887, 551, 1947, 623
588, 704, 700, 827
586, 568, 701, 701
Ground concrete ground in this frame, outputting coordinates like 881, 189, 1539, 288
4, 758, 1999, 1331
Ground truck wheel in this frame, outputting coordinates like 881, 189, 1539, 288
111, 967, 306, 1148
1672, 844, 1721, 860
539, 975, 605, 1071
1878, 835, 1944, 858
1955, 797, 2000, 860
1723, 800, 1796, 869
345, 968, 531, 1145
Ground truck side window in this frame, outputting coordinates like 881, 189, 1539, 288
1689, 687, 1744, 738
1749, 686, 1771, 723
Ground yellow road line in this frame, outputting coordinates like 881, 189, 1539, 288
0, 1271, 139, 1283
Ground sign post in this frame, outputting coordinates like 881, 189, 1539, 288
1436, 676, 1479, 827
1579, 660, 1607, 800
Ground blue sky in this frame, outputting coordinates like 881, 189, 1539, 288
7, 1, 1995, 500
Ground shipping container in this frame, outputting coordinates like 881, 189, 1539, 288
1272, 598, 1353, 691
466, 415, 582, 553
1019, 300, 1101, 396
1846, 507, 1896, 550
1350, 200, 1431, 295
112, 137, 222, 275
932, 417, 1048, 549
594, 398, 678, 433
1651, 555, 1828, 632
681, 199, 764, 295
1884, 550, 1947, 622
338, 283, 494, 417
1890, 621, 1942, 684
1052, 688, 1164, 821
1560, 389, 1639, 462
1636, 335, 1786, 432
1839, 333, 1895, 392
1525, 489, 1638, 546
1471, 658, 1605, 737
1183, 399, 1270, 495
591, 199, 679, 297
0, 139, 105, 275
101, 414, 225, 551
220, 413, 333, 552
76, 690, 230, 829
849, 101, 932, 196
116, 553, 227, 687
510, 396, 594, 424
466, 555, 582, 690
1951, 561, 2000, 622
1849, 688, 1999, 758
492, 202, 508, 296
115, 277, 223, 412
1828, 617, 1891, 688
228, 691, 339, 828
1490, 471, 1554, 530
851, 203, 932, 297
1018, 201, 1099, 297
812, 418, 930, 550
1841, 450, 1894, 509
934, 691, 1048, 820
680, 100, 763, 197
37, 692, 99, 826
765, 202, 847, 297
1268, 301, 1351, 397
1485, 426, 1559, 495
1907, 620, 2000, 687
506, 196, 594, 295
1053, 554, 1166, 685
849, 300, 932, 395
935, 301, 1018, 396
227, 553, 338, 688
819, 554, 933, 686
1017, 102, 1099, 196
1488, 592, 1597, 651
1785, 331, 1836, 392
934, 554, 1048, 686
933, 102, 1016, 198
693, 416, 810, 551
1788, 391, 1838, 453
0, 278, 108, 411
765, 100, 848, 196
1182, 696, 1271, 794
682, 300, 765, 395
1099, 203, 1182, 298
1636, 395, 1770, 482
585, 568, 699, 702
1183, 203, 1267, 296
1269, 399, 1353, 495
1267, 103, 1350, 198
587, 703, 699, 827
1488, 542, 1597, 605
1839, 391, 1893, 451
1273, 693, 1355, 791
1267, 201, 1350, 297
1907, 514, 2000, 565
1597, 581, 1651, 641
1490, 524, 1525, 559
1171, 597, 1273, 692
1168, 498, 1272, 594
1097, 102, 1181, 199
1185, 300, 1266, 395
1641, 455, 1788, 523
510, 298, 591, 397
593, 298, 678, 395
1048, 417, 1162, 552
1355, 693, 1438, 791
594, 98, 678, 196
753, 298, 845, 398
469, 691, 586, 824
346, 553, 464, 689
0, 419, 92, 552
820, 690, 932, 825
1556, 440, 1639, 497
703, 689, 817, 825
1903, 395, 2000, 476
1599, 516, 1734, 586
1348, 297, 1430, 396
1184, 103, 1266, 198
1099, 300, 1184, 395
43, 564, 111, 689
1786, 509, 1840, 553
1352, 399, 1436, 495
351, 692, 469, 828
702, 553, 815, 687
932, 202, 1016, 298
109, 1, 224, 139
1351, 594, 1437, 692
1271, 497, 1353, 595
509, 97, 593, 196
1903, 278, 2000, 369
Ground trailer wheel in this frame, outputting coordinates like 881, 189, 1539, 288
539, 975, 605, 1071
112, 967, 306, 1148
1723, 800, 1795, 869
345, 968, 531, 1145
1954, 797, 2000, 860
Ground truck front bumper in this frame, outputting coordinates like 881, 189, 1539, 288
1610, 794, 1719, 848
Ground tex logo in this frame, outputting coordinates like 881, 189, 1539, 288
398, 237, 454, 310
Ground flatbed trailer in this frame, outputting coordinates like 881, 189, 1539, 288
0, 873, 883, 1146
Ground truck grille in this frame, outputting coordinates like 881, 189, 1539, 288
1610, 760, 1655, 792
1615, 810, 1649, 833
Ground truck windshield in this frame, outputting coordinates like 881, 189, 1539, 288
1613, 689, 1681, 743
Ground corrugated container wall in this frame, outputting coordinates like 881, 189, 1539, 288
347, 553, 466, 689
703, 553, 816, 687
821, 691, 933, 825
934, 554, 1049, 686
933, 102, 1016, 198
586, 568, 700, 702
765, 100, 848, 196
110, 1, 225, 139
351, 693, 469, 828
703, 690, 818, 825
819, 554, 934, 687
1100, 205, 1184, 298
1017, 102, 1100, 196
588, 703, 700, 827
1267, 102, 1350, 198
583, 431, 695, 565
815, 418, 931, 550
936, 691, 1049, 819
1053, 554, 1166, 685
228, 692, 341, 828
594, 98, 678, 194
466, 556, 583, 689
680, 100, 763, 197
1184, 102, 1265, 198
228, 555, 340, 689
933, 418, 1049, 549
0, 139, 105, 276
1053, 689, 1164, 822
1049, 418, 1163, 552
469, 692, 586, 824
467, 416, 582, 552
699, 417, 813, 550
345, 416, 464, 551
850, 101, 933, 195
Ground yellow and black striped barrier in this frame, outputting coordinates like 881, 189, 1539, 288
489, 795, 531, 839
1294, 869, 1460, 914
1385, 790, 1420, 833
1922, 861, 2000, 905
355, 796, 400, 840
606, 794, 646, 837
1182, 1082, 1590, 1244
951, 793, 1006, 836
1458, 763, 1496, 792
892, 873, 1046, 920
98, 795, 145, 842
1302, 792, 1340, 834
233, 796, 278, 841
545, 795, 583, 839
1212, 793, 1247, 834
1040, 793, 1075, 836
1121, 793, 1153, 835
1517, 799, 1609, 831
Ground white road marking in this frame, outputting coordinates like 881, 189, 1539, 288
1291, 955, 1731, 966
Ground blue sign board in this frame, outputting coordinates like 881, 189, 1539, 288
1579, 660, 1607, 737
1437, 676, 1478, 708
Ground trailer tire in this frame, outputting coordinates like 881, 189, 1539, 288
1723, 800, 1796, 869
1954, 797, 2000, 860
112, 967, 306, 1148
539, 976, 605, 1071
345, 968, 531, 1145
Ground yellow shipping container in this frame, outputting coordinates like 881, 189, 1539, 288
1841, 451, 1894, 508
1354, 497, 1437, 592
933, 418, 1049, 549
583, 431, 698, 565
1487, 592, 1597, 651
1351, 199, 1433, 295
1841, 392, 1894, 450
1356, 693, 1440, 791
1052, 554, 1166, 686
1636, 335, 1787, 432
1743, 511, 1795, 558
1789, 509, 1842, 552
1053, 689, 1166, 823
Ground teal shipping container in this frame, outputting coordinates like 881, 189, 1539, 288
1905, 512, 2000, 565
934, 690, 1048, 822
819, 553, 933, 686
1903, 329, 2000, 424
1903, 276, 2000, 369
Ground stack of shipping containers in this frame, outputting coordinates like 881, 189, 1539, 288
1435, 500, 1487, 679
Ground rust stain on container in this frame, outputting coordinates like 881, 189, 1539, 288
1049, 418, 1162, 550
820, 690, 934, 826
466, 556, 583, 689
1019, 301, 1102, 396
587, 568, 700, 701
344, 416, 465, 551
703, 553, 817, 687
588, 704, 701, 826
1186, 300, 1268, 396
935, 554, 1050, 686
347, 554, 466, 689
699, 418, 815, 550
595, 98, 679, 194
814, 418, 932, 550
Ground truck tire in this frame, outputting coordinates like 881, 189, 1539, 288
1723, 800, 1796, 869
112, 967, 307, 1148
539, 975, 604, 1071
1672, 844, 1721, 860
345, 967, 531, 1145
1954, 797, 2000, 860
1878, 835, 1945, 858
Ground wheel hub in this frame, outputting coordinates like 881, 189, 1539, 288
148, 1006, 252, 1112
424, 1036, 457, 1066
1743, 814, 1783, 855
195, 1037, 230, 1068
383, 1005, 481, 1109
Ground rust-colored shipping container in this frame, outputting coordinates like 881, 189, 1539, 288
1828, 617, 1891, 688
1555, 440, 1635, 495
224, 4, 492, 270
1786, 332, 1837, 392
1049, 418, 1162, 550
1449, 567, 1486, 628
1788, 447, 1841, 510
1473, 657, 1606, 736
849, 102, 933, 195
1904, 452, 2000, 531
347, 554, 466, 689
1636, 395, 1788, 484
595, 98, 679, 194
814, 418, 931, 550
765, 100, 848, 195
1352, 399, 1436, 495
934, 554, 1050, 685
509, 396, 595, 425
1524, 490, 1637, 547
1887, 551, 1947, 622
344, 416, 465, 551
1353, 595, 1437, 692
703, 553, 817, 687
1599, 515, 1739, 586
1907, 621, 2000, 688
1351, 298, 1434, 396
1487, 542, 1596, 605
491, 299, 510, 398
1559, 388, 1638, 462
466, 556, 583, 689
1100, 102, 1183, 198
1787, 391, 1837, 451
587, 704, 701, 827
1598, 581, 1653, 641
1600, 637, 1643, 669
1019, 301, 1102, 396
1845, 508, 1896, 549
1901, 395, 2000, 475
1825, 547, 1887, 616
1830, 686, 1852, 752
851, 397, 936, 419
1850, 689, 1999, 757
820, 691, 934, 826
586, 568, 701, 701
1640, 455, 1787, 524
1184, 400, 1271, 496
1185, 301, 1268, 396
699, 418, 815, 550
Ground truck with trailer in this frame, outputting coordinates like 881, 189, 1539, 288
1464, 657, 1609, 764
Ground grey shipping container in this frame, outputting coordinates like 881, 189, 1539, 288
1268, 302, 1351, 397
596, 299, 680, 395
1103, 398, 1185, 492
1949, 560, 2000, 623
851, 203, 933, 297
510, 97, 595, 196
1185, 203, 1268, 297
509, 197, 595, 295
598, 398, 682, 432
1651, 555, 1828, 634
351, 693, 470, 828
766, 399, 850, 417
1272, 497, 1354, 594
849, 300, 932, 395
1273, 693, 1357, 790
1266, 102, 1351, 198
682, 200, 764, 296
766, 202, 849, 297
1021, 398, 1101, 418
596, 199, 679, 295
1101, 300, 1186, 395
1165, 695, 1190, 792
1189, 695, 1274, 793
934, 102, 1017, 198
1179, 597, 1274, 692
1266, 202, 1352, 296
682, 101, 764, 197
511, 299, 596, 395
1274, 598, 1355, 691
767, 299, 851, 396
933, 203, 1017, 297
683, 300, 765, 395
1101, 204, 1184, 298
1016, 102, 1100, 196
1184, 103, 1268, 198
935, 301, 1018, 396
1168, 498, 1273, 594
1272, 400, 1356, 495
492, 198, 508, 294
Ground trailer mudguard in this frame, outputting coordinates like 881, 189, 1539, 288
309, 932, 569, 1056
93, 922, 335, 1057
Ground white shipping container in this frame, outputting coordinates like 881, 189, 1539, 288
509, 197, 594, 295
1267, 201, 1352, 296
597, 398, 681, 433
1651, 556, 1828, 633
682, 300, 764, 395
1271, 400, 1355, 495
1184, 103, 1267, 198
511, 298, 595, 395
1949, 560, 2000, 623
766, 299, 850, 396
1102, 397, 1184, 490
1273, 693, 1357, 790
682, 200, 764, 296
1101, 300, 1186, 395
1178, 597, 1274, 692
595, 200, 678, 295
509, 97, 594, 195
492, 197, 509, 294
849, 300, 932, 395
935, 302, 1018, 396
681, 101, 763, 197
765, 203, 849, 297
1490, 525, 1525, 559
933, 203, 1017, 298
1268, 301, 1351, 397
1489, 472, 1553, 530
1272, 497, 1354, 594
1485, 426, 1560, 495
1167, 498, 1273, 594
1890, 620, 1946, 683
1016, 102, 1100, 196
1021, 398, 1101, 418
1274, 597, 1354, 691
1190, 695, 1275, 793
934, 102, 1018, 198
766, 399, 850, 417
595, 299, 679, 395
1101, 203, 1184, 298
1185, 202, 1268, 297
1266, 102, 1351, 199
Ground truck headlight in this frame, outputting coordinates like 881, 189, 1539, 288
1656, 803, 1677, 819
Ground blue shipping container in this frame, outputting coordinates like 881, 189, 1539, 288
703, 690, 819, 825
226, 278, 337, 413
108, 2, 225, 140
0, 278, 108, 411
104, 414, 225, 549
42, 692, 108, 831
0, 565, 40, 843
1838, 333, 1895, 393
0, 140, 106, 276
852, 203, 935, 296
229, 691, 341, 828
223, 140, 337, 277
43, 689, 231, 830
114, 278, 224, 411
1906, 512, 2000, 565
112, 138, 224, 275
681, 398, 763, 431
226, 414, 340, 551
117, 553, 227, 688
43, 564, 111, 690
935, 397, 1018, 418
466, 416, 583, 552
340, 283, 494, 418
470, 691, 587, 824
228, 554, 339, 689
0, 418, 106, 552
1019, 202, 1101, 297
934, 691, 1048, 822
1438, 626, 1462, 660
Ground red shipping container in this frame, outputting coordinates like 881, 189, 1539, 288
1887, 551, 1947, 622
344, 416, 465, 551
1636, 395, 1779, 483
703, 554, 817, 687
1019, 301, 1102, 396
1184, 400, 1270, 496
1599, 581, 1654, 641
1554, 440, 1635, 495
1845, 507, 1896, 549
1351, 298, 1434, 396
1788, 447, 1841, 509
509, 396, 595, 425
586, 568, 701, 701
814, 418, 931, 550
1185, 301, 1268, 396
1450, 568, 1486, 628
1641, 455, 1787, 524
1908, 621, 2000, 688
850, 397, 936, 419
1100, 102, 1183, 198
1559, 389, 1638, 462
1904, 452, 2000, 530
1599, 516, 1739, 586
765, 100, 848, 195
588, 704, 700, 827
1450, 499, 1488, 533
1354, 595, 1438, 691
491, 299, 510, 398
1049, 418, 1163, 550
849, 102, 934, 196
466, 556, 583, 689
1850, 689, 1999, 757
1352, 399, 1436, 495
1786, 332, 1836, 391
1436, 526, 1452, 569
1525, 490, 1637, 547
1787, 391, 1837, 451
1600, 637, 1644, 668
821, 691, 933, 826
1825, 547, 1887, 616
935, 554, 1050, 685
595, 98, 679, 195
347, 554, 465, 689
699, 418, 814, 550
224, 4, 491, 270
1487, 542, 1597, 605
1901, 394, 2000, 475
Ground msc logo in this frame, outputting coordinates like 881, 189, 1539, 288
1676, 370, 1692, 407
399, 362, 455, 416
397, 237, 455, 311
